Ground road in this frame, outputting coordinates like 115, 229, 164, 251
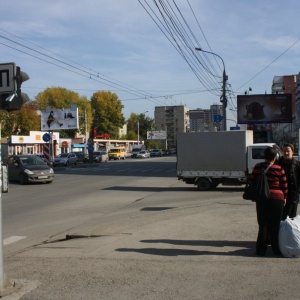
1, 156, 300, 299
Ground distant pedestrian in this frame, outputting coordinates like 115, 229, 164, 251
251, 146, 288, 256
87, 133, 94, 163
276, 143, 300, 220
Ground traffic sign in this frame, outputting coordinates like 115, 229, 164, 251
230, 126, 240, 131
213, 114, 223, 122
0, 62, 16, 94
42, 133, 51, 142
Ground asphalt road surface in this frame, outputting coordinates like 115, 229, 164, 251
1, 156, 300, 299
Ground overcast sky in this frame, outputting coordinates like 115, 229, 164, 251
1, 0, 299, 127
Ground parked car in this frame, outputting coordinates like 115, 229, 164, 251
136, 150, 150, 159
131, 146, 145, 158
6, 154, 54, 184
150, 149, 162, 157
53, 153, 78, 166
83, 151, 109, 163
99, 151, 109, 162
71, 151, 87, 163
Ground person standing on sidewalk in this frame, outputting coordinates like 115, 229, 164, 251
276, 143, 300, 220
251, 147, 288, 256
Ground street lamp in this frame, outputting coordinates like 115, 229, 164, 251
137, 111, 148, 143
195, 47, 228, 130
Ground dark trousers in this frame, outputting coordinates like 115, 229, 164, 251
256, 199, 284, 256
282, 202, 298, 220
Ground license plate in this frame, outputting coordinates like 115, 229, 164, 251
38, 176, 48, 179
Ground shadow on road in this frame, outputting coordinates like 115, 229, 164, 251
116, 239, 257, 257
103, 186, 245, 193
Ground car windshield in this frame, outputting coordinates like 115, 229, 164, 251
93, 152, 101, 155
20, 156, 45, 166
59, 154, 68, 157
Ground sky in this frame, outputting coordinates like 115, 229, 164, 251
1, 0, 300, 128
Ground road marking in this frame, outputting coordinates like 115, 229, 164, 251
3, 236, 26, 246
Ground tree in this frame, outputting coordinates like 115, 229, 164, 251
35, 87, 91, 138
0, 101, 40, 137
90, 91, 125, 139
126, 112, 155, 142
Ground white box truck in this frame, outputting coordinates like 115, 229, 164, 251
176, 130, 282, 190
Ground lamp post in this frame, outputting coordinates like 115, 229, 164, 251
195, 47, 228, 131
137, 111, 148, 144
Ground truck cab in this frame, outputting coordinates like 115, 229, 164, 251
247, 143, 282, 176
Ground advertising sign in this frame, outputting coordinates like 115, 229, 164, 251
147, 131, 167, 140
237, 94, 292, 124
41, 104, 79, 130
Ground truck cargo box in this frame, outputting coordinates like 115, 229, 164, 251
177, 130, 253, 172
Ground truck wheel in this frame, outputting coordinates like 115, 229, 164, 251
197, 178, 211, 191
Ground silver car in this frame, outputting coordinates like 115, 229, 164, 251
53, 153, 78, 166
136, 150, 150, 159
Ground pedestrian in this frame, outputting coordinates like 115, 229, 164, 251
276, 143, 300, 220
87, 133, 94, 163
251, 146, 288, 256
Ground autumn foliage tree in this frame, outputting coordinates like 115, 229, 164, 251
90, 91, 125, 139
0, 101, 40, 137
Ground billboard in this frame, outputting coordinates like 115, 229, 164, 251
41, 104, 79, 130
147, 131, 167, 140
237, 94, 292, 124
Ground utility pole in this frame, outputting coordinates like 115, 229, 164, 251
221, 69, 228, 131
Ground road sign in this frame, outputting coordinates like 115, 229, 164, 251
230, 126, 240, 131
0, 62, 16, 94
42, 133, 51, 142
213, 114, 223, 122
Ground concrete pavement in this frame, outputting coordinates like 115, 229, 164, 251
2, 181, 300, 299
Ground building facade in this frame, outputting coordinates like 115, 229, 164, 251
189, 104, 223, 132
271, 75, 297, 147
154, 105, 189, 149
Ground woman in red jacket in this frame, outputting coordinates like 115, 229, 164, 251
251, 146, 288, 256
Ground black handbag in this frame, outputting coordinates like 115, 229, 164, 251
243, 163, 272, 201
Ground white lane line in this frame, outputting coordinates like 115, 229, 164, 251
3, 236, 26, 246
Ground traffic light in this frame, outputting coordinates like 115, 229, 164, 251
0, 65, 30, 112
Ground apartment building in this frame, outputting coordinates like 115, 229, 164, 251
154, 105, 189, 149
189, 104, 223, 132
271, 75, 297, 146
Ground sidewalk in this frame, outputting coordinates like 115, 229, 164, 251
2, 184, 300, 299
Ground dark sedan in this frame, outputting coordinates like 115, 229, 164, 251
7, 154, 54, 184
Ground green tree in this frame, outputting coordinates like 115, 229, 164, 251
35, 87, 91, 138
127, 113, 155, 142
90, 91, 125, 139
